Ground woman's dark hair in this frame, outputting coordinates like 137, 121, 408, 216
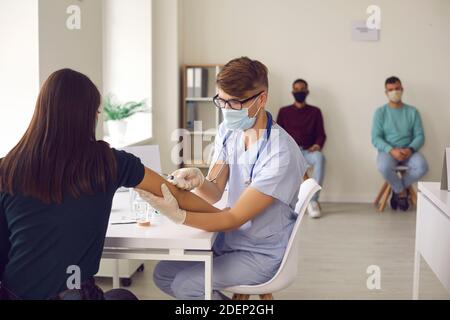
0, 69, 116, 204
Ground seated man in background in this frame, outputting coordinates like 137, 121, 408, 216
277, 79, 326, 218
371, 76, 428, 211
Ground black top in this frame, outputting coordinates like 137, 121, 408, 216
0, 149, 145, 299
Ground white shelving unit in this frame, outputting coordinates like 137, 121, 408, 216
180, 64, 223, 173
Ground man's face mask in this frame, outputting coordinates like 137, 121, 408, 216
387, 90, 403, 103
293, 91, 308, 103
215, 91, 265, 130
222, 98, 263, 130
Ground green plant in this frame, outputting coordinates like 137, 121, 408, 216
103, 94, 148, 121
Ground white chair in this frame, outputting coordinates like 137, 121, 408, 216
224, 178, 321, 300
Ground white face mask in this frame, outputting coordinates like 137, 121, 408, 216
221, 95, 263, 130
387, 90, 403, 103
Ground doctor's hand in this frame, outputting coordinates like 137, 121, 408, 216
168, 167, 205, 191
135, 184, 187, 224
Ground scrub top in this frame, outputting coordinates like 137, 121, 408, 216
211, 118, 309, 261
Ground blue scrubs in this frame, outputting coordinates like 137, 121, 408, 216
153, 121, 308, 300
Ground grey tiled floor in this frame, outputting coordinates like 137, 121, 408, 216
96, 203, 450, 300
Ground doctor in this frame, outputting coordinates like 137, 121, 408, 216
137, 57, 308, 300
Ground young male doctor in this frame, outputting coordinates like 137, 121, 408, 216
137, 57, 308, 300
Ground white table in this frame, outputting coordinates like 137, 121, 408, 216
414, 182, 450, 299
103, 192, 218, 299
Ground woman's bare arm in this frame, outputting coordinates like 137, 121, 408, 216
135, 167, 221, 213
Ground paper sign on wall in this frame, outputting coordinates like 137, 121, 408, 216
351, 21, 379, 42
441, 148, 450, 191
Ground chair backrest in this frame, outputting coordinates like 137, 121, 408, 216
262, 178, 321, 291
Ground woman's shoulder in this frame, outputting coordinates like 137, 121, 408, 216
110, 148, 143, 171
110, 148, 145, 189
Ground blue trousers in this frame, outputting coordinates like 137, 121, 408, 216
301, 150, 325, 201
376, 152, 428, 193
153, 250, 278, 300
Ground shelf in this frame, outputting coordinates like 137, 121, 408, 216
183, 163, 210, 169
187, 131, 217, 136
181, 64, 223, 170
185, 97, 214, 102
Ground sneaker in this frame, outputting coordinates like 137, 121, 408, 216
390, 191, 398, 210
398, 191, 410, 212
308, 201, 321, 218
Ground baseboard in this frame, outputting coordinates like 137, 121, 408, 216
318, 194, 374, 204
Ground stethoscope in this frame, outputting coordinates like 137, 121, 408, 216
208, 111, 273, 186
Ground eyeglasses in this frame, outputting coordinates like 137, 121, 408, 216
213, 91, 264, 110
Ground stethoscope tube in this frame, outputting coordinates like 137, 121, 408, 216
208, 112, 273, 185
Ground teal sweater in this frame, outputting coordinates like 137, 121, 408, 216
371, 103, 425, 153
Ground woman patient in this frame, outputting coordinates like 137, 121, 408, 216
0, 69, 220, 300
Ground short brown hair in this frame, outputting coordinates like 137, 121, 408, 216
217, 57, 268, 98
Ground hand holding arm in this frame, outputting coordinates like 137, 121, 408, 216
135, 167, 220, 214
136, 184, 186, 224
136, 184, 274, 232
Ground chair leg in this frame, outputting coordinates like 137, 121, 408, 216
409, 186, 417, 207
303, 172, 310, 180
379, 184, 391, 212
232, 294, 250, 300
259, 294, 274, 300
374, 182, 389, 207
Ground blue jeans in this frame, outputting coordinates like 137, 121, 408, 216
301, 150, 325, 202
377, 152, 428, 194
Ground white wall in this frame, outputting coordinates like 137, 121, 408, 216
0, 0, 39, 157
38, 0, 103, 85
150, 0, 181, 174
103, 0, 152, 103
103, 0, 153, 146
38, 0, 104, 137
180, 0, 450, 202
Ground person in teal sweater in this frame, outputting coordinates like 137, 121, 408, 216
371, 76, 428, 211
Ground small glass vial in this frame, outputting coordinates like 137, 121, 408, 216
133, 194, 151, 227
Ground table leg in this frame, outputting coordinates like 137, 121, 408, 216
204, 253, 213, 300
413, 249, 420, 300
112, 259, 120, 289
